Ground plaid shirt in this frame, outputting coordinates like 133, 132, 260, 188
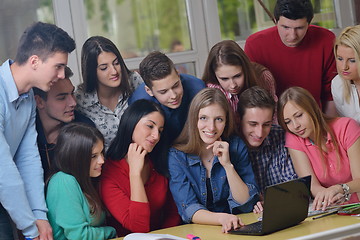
249, 125, 297, 194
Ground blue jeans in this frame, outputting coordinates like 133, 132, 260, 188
0, 204, 14, 240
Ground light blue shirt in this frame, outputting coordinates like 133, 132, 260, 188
0, 59, 47, 238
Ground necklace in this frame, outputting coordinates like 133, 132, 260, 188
205, 156, 214, 162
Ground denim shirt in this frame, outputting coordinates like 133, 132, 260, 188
168, 136, 259, 223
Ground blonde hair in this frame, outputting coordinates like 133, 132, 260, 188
174, 88, 235, 155
277, 87, 340, 177
334, 25, 360, 103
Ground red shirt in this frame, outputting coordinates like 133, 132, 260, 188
100, 158, 180, 236
245, 25, 336, 107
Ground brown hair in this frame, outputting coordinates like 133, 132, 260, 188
80, 36, 132, 101
202, 40, 258, 95
238, 86, 275, 119
139, 51, 177, 88
53, 123, 105, 218
277, 87, 341, 177
173, 88, 235, 155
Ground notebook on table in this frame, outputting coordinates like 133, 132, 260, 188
229, 175, 311, 236
124, 233, 187, 240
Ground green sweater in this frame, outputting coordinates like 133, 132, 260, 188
46, 172, 116, 240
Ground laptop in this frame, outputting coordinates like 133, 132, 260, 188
229, 175, 311, 236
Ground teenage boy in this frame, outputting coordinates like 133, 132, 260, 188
129, 51, 205, 143
34, 66, 95, 178
237, 86, 297, 195
0, 22, 75, 240
244, 0, 337, 116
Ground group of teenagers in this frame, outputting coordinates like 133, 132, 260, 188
2, 0, 360, 239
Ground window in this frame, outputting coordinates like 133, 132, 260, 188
44, 0, 357, 85
75, 0, 199, 75
83, 0, 192, 58
0, 0, 54, 62
217, 0, 337, 41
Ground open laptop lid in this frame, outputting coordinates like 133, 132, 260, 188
261, 175, 311, 234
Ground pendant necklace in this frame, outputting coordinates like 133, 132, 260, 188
206, 156, 214, 162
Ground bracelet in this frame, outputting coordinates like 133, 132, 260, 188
339, 183, 350, 201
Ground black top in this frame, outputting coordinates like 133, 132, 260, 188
36, 110, 96, 179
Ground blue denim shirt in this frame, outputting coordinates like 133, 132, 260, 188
168, 136, 259, 223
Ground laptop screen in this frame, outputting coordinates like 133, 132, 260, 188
262, 175, 311, 234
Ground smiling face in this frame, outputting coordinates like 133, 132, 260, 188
34, 52, 68, 92
132, 111, 164, 152
96, 51, 121, 90
276, 16, 309, 48
89, 140, 105, 178
37, 78, 77, 124
241, 107, 273, 148
283, 100, 314, 140
215, 64, 245, 95
336, 45, 360, 83
145, 68, 184, 109
197, 103, 226, 146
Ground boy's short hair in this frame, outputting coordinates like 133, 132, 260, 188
139, 51, 177, 88
238, 86, 275, 119
15, 22, 75, 65
274, 0, 314, 23
33, 66, 73, 101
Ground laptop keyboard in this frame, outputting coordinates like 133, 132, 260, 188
231, 221, 263, 234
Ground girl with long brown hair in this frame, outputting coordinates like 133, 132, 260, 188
46, 123, 116, 240
278, 87, 360, 211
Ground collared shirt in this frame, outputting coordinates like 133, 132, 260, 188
129, 74, 205, 144
249, 125, 297, 194
207, 83, 239, 112
36, 110, 96, 179
285, 117, 360, 203
168, 136, 259, 223
331, 75, 360, 123
206, 72, 278, 125
75, 72, 142, 149
206, 68, 277, 113
286, 118, 359, 185
0, 59, 47, 238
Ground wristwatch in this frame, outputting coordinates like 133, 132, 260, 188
340, 183, 350, 201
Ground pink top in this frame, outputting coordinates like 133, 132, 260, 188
207, 83, 239, 113
285, 117, 360, 202
207, 67, 278, 125
252, 63, 278, 103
